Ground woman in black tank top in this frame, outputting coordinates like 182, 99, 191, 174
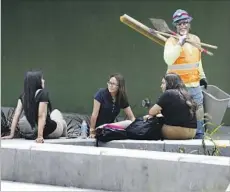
2, 70, 66, 143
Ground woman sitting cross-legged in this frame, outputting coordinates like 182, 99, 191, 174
1, 70, 67, 143
89, 73, 135, 138
145, 73, 197, 140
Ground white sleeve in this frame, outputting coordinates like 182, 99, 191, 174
163, 39, 181, 66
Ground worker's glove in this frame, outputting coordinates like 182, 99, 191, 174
200, 78, 208, 89
178, 35, 187, 46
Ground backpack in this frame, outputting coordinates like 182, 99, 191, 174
126, 116, 164, 140
20, 128, 37, 140
1, 110, 10, 136
19, 115, 38, 140
1, 108, 20, 137
95, 124, 127, 146
64, 113, 90, 138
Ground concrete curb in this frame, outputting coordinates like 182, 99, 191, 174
46, 138, 230, 157
2, 142, 230, 192
1, 181, 110, 192
226, 183, 230, 192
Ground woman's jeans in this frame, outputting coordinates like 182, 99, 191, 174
187, 86, 205, 139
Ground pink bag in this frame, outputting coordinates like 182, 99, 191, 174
103, 124, 125, 130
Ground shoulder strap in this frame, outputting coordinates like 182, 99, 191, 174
35, 89, 42, 98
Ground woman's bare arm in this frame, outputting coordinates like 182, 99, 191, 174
37, 102, 47, 139
90, 99, 101, 137
149, 104, 162, 116
123, 106, 135, 121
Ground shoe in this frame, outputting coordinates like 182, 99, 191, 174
194, 133, 204, 139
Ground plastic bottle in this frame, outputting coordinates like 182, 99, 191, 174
81, 120, 88, 139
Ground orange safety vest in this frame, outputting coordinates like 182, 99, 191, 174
167, 42, 201, 84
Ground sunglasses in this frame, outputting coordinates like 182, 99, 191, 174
176, 20, 190, 26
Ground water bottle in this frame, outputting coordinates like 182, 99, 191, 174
81, 120, 88, 139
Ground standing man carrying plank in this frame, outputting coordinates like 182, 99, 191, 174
163, 9, 208, 139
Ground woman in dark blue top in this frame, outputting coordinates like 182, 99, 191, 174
90, 73, 135, 138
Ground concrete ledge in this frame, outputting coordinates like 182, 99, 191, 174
1, 181, 109, 192
226, 183, 230, 192
2, 138, 230, 157
2, 141, 230, 192
45, 138, 230, 157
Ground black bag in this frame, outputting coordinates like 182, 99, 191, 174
95, 126, 128, 144
1, 110, 10, 135
20, 127, 38, 140
126, 117, 163, 140
1, 108, 20, 137
64, 113, 90, 139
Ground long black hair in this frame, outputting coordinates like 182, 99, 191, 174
164, 73, 197, 116
109, 73, 128, 106
23, 71, 43, 128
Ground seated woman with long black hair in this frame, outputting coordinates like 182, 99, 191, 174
2, 70, 67, 143
145, 73, 197, 140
